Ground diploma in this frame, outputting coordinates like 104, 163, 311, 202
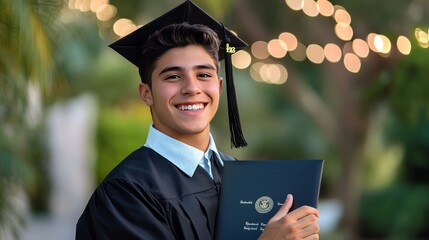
214, 159, 324, 240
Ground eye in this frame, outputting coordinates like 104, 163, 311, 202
198, 73, 212, 78
165, 74, 181, 80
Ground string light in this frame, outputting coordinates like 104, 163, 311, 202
302, 0, 319, 17
90, 0, 108, 12
289, 42, 307, 61
250, 62, 265, 82
306, 44, 325, 64
279, 32, 298, 51
68, 0, 422, 80
232, 50, 252, 69
251, 62, 288, 85
317, 0, 334, 17
335, 23, 353, 41
95, 4, 116, 22
397, 36, 412, 54
251, 41, 270, 60
113, 18, 137, 37
415, 28, 429, 48
268, 39, 288, 58
352, 39, 369, 58
334, 9, 351, 25
285, 0, 304, 11
324, 43, 342, 63
343, 53, 361, 73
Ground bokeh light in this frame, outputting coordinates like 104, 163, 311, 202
289, 42, 307, 61
250, 62, 265, 82
252, 41, 270, 60
366, 33, 378, 52
317, 0, 334, 17
324, 43, 342, 63
335, 23, 353, 41
232, 50, 252, 69
90, 0, 108, 12
302, 0, 319, 17
374, 34, 391, 54
78, 0, 91, 12
95, 4, 117, 22
352, 39, 369, 58
397, 36, 412, 55
343, 53, 361, 73
306, 44, 325, 64
342, 41, 353, 54
250, 62, 288, 84
113, 18, 137, 37
415, 28, 429, 48
285, 0, 304, 11
69, 0, 428, 84
279, 32, 298, 51
334, 9, 351, 24
268, 39, 288, 58
260, 64, 288, 84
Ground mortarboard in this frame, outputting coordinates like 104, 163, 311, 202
110, 0, 248, 148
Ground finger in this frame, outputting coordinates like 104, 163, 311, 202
268, 194, 293, 222
301, 223, 320, 239
303, 233, 319, 240
293, 213, 319, 230
288, 205, 320, 221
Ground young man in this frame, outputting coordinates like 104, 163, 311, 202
76, 1, 320, 239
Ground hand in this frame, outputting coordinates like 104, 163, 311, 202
258, 194, 320, 240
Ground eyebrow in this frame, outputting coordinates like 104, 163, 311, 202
158, 64, 217, 76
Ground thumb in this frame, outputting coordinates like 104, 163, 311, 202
268, 194, 293, 222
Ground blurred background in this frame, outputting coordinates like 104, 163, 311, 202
1, 0, 429, 239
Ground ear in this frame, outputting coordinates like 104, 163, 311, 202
139, 83, 153, 106
218, 77, 223, 94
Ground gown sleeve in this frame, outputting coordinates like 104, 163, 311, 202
76, 178, 175, 240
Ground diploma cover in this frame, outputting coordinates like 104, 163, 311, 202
214, 160, 324, 240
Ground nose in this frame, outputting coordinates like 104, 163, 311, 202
181, 74, 201, 95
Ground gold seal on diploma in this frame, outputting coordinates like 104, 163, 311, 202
255, 196, 274, 214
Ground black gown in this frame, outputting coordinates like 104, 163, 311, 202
76, 146, 234, 240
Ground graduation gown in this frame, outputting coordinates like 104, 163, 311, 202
76, 146, 234, 240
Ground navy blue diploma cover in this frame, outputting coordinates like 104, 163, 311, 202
214, 160, 324, 240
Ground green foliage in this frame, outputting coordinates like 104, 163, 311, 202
387, 111, 429, 183
95, 104, 152, 183
340, 0, 412, 32
0, 0, 64, 92
359, 184, 429, 239
73, 50, 141, 106
0, 142, 26, 215
22, 127, 50, 213
389, 47, 429, 125
365, 44, 429, 125
0, 129, 38, 238
359, 44, 429, 238
0, 0, 65, 236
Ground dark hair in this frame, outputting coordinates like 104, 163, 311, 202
138, 23, 221, 87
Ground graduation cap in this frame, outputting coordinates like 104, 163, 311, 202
110, 0, 248, 148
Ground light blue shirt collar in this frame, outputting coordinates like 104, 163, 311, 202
144, 125, 223, 177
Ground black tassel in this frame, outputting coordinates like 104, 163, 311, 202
223, 31, 247, 148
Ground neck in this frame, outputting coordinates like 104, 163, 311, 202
152, 124, 211, 152
178, 131, 210, 152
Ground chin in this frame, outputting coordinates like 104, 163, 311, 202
180, 125, 209, 135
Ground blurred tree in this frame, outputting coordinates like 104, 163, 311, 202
0, 0, 65, 237
359, 44, 429, 239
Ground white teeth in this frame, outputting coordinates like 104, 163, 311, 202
178, 104, 204, 111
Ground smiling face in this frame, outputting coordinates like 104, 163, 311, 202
139, 44, 222, 150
